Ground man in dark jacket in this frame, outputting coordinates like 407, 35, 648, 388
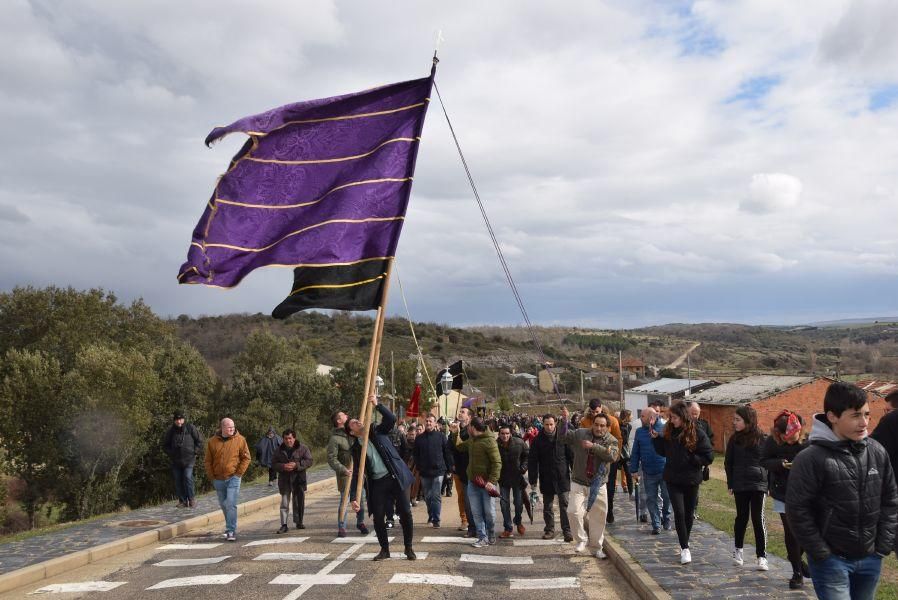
412, 415, 454, 528
348, 396, 416, 561
255, 426, 282, 486
162, 410, 204, 508
871, 390, 898, 470
630, 407, 670, 534
497, 424, 529, 538
272, 429, 313, 533
528, 413, 574, 542
688, 401, 713, 519
787, 382, 898, 600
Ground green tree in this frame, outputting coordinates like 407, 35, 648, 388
0, 286, 171, 371
121, 339, 216, 508
232, 328, 315, 376
331, 361, 367, 415
0, 349, 66, 527
497, 396, 513, 413
58, 345, 160, 520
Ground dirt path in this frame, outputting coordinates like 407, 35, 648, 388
665, 342, 701, 369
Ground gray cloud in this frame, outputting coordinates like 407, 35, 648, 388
1, 0, 897, 327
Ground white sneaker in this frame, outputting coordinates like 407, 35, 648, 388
732, 548, 744, 566
575, 541, 587, 553
595, 548, 607, 559
757, 557, 769, 571
680, 548, 692, 564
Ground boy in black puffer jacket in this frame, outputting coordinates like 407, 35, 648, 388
787, 382, 898, 600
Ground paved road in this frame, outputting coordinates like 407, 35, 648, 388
15, 485, 637, 600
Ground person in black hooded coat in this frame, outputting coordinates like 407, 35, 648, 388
787, 383, 898, 600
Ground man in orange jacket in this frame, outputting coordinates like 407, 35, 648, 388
579, 400, 623, 523
205, 417, 251, 541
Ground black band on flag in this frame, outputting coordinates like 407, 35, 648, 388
271, 259, 389, 319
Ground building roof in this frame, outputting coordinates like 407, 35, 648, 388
856, 379, 898, 397
621, 358, 646, 368
626, 378, 712, 395
689, 375, 818, 406
584, 370, 617, 377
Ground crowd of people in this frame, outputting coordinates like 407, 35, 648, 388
160, 380, 898, 600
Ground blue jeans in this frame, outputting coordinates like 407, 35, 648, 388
421, 475, 443, 524
809, 554, 882, 600
337, 476, 365, 528
641, 473, 670, 530
467, 482, 495, 540
499, 484, 523, 531
171, 464, 195, 503
212, 476, 241, 533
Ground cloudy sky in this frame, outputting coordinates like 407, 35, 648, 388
2, 0, 897, 328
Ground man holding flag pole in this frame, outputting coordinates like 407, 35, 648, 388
347, 393, 417, 560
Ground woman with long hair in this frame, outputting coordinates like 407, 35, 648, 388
618, 409, 634, 497
651, 401, 714, 565
760, 410, 808, 589
725, 406, 769, 571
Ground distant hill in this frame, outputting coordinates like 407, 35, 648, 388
169, 313, 898, 401
806, 317, 898, 328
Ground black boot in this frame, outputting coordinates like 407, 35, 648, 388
373, 548, 391, 561
405, 547, 417, 560
789, 572, 803, 589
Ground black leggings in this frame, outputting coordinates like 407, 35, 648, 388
780, 512, 804, 574
667, 482, 699, 549
619, 459, 633, 493
733, 490, 766, 557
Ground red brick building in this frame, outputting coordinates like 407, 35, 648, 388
687, 375, 888, 453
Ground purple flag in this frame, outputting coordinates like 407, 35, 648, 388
177, 72, 433, 317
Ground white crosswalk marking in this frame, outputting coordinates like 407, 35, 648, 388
509, 577, 579, 589
389, 574, 473, 587
420, 536, 471, 543
459, 553, 533, 564
274, 542, 363, 600
253, 553, 328, 561
330, 537, 388, 544
153, 556, 230, 567
146, 574, 241, 590
157, 543, 222, 550
356, 551, 429, 560
513, 539, 565, 546
31, 582, 126, 594
269, 574, 354, 585
244, 537, 309, 547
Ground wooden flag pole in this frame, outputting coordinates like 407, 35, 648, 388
341, 260, 395, 520
336, 302, 383, 523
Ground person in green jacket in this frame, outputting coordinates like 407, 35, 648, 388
327, 410, 369, 538
452, 416, 502, 548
